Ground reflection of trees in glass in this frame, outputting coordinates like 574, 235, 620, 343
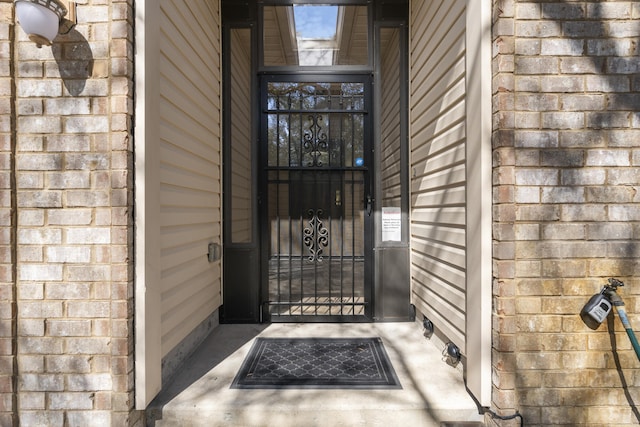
267, 82, 365, 167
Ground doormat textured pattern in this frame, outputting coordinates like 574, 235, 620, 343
231, 337, 401, 389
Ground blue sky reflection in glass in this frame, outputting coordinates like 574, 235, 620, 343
293, 5, 338, 39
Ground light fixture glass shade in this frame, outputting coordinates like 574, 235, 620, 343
15, 0, 65, 47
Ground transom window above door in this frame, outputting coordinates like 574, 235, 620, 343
263, 4, 370, 67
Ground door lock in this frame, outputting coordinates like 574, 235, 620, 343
366, 195, 374, 216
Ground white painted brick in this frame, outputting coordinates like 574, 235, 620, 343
515, 169, 559, 186
17, 80, 62, 97
67, 301, 110, 318
19, 392, 45, 410
64, 338, 111, 355
18, 319, 44, 336
542, 112, 584, 129
63, 80, 109, 97
17, 209, 44, 226
48, 392, 94, 410
542, 187, 585, 204
16, 154, 62, 171
64, 153, 110, 170
44, 98, 91, 116
515, 187, 540, 203
19, 374, 64, 391
608, 21, 640, 38
46, 320, 92, 337
609, 206, 640, 222
67, 228, 111, 244
18, 229, 62, 245
17, 172, 44, 190
18, 265, 63, 282
586, 75, 630, 92
45, 355, 91, 373
16, 135, 43, 151
17, 355, 44, 373
17, 62, 44, 78
18, 301, 63, 318
45, 283, 91, 300
17, 99, 43, 115
17, 116, 62, 134
540, 39, 584, 56
68, 374, 112, 391
64, 116, 109, 134
46, 135, 91, 152
585, 150, 630, 167
66, 265, 110, 282
561, 169, 606, 186
47, 209, 92, 225
46, 246, 91, 263
66, 411, 111, 427
46, 171, 91, 189
18, 411, 63, 427
66, 190, 110, 207
17, 191, 63, 208
18, 283, 44, 300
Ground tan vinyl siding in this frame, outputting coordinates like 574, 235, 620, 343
410, 0, 467, 350
159, 1, 222, 357
380, 28, 402, 208
230, 29, 253, 243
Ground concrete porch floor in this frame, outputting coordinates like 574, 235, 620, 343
146, 321, 485, 427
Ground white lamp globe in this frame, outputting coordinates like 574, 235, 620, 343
15, 0, 65, 47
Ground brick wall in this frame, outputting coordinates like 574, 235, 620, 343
0, 2, 15, 425
1, 1, 140, 425
492, 1, 640, 425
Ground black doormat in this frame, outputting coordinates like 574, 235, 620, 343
231, 337, 401, 389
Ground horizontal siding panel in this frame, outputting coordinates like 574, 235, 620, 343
412, 73, 465, 132
161, 209, 219, 230
410, 0, 467, 352
159, 141, 218, 175
158, 0, 221, 358
411, 100, 466, 145
417, 144, 466, 177
411, 222, 466, 247
411, 165, 466, 192
161, 261, 219, 303
161, 164, 220, 193
412, 186, 466, 209
159, 185, 217, 209
160, 227, 221, 254
412, 267, 465, 312
411, 207, 466, 227
412, 122, 465, 165
412, 253, 466, 294
411, 36, 465, 107
410, 3, 465, 90
412, 236, 466, 270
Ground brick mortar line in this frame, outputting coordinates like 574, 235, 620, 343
8, 3, 17, 425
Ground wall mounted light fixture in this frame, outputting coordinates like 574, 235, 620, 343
14, 0, 77, 48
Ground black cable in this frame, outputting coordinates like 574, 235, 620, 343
483, 408, 524, 427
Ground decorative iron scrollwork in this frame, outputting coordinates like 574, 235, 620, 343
303, 114, 328, 167
303, 209, 329, 262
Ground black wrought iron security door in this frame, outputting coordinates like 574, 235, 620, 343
262, 77, 372, 321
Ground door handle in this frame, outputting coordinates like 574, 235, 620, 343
366, 195, 374, 216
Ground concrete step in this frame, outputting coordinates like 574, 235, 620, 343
147, 322, 485, 427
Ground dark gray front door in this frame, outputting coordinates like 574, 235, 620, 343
261, 77, 373, 321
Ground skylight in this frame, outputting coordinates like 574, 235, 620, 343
293, 5, 338, 40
